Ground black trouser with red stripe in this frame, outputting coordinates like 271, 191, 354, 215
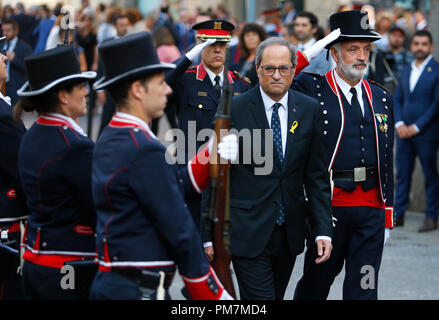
0, 224, 25, 300
294, 206, 385, 300
22, 261, 91, 300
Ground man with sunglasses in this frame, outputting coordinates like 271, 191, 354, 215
228, 36, 333, 300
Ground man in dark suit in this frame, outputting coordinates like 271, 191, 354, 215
229, 36, 333, 300
11, 3, 38, 49
2, 19, 32, 106
394, 30, 439, 232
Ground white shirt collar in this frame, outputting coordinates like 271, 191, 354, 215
411, 54, 433, 71
4, 37, 18, 50
46, 113, 86, 136
333, 69, 363, 100
0, 92, 11, 105
299, 38, 316, 51
204, 64, 224, 87
333, 70, 365, 115
115, 112, 157, 140
259, 85, 288, 112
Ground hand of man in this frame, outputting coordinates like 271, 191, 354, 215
186, 39, 216, 63
396, 124, 409, 139
406, 124, 419, 138
315, 239, 332, 264
204, 246, 214, 262
6, 51, 15, 61
303, 28, 341, 60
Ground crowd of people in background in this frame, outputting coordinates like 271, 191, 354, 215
0, 1, 431, 100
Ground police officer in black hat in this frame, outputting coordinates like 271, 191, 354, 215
15, 46, 97, 300
292, 10, 394, 300
90, 31, 237, 300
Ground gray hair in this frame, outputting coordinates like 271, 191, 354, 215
255, 37, 297, 68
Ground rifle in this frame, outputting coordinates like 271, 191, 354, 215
203, 47, 236, 298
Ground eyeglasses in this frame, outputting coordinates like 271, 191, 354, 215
260, 65, 295, 76
345, 46, 371, 56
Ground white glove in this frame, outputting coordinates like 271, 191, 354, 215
217, 134, 238, 162
186, 39, 217, 63
303, 28, 341, 60
219, 289, 235, 300
384, 228, 390, 245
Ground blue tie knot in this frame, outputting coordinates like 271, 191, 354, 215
272, 102, 281, 112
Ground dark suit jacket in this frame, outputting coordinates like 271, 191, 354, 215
6, 39, 32, 107
229, 86, 333, 258
394, 57, 439, 141
11, 13, 38, 49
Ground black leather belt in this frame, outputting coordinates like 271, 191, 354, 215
114, 268, 175, 290
332, 166, 377, 182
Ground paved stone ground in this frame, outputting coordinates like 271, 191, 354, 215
167, 211, 439, 300
22, 110, 439, 300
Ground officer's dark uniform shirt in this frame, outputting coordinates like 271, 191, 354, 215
19, 113, 96, 267
166, 56, 250, 162
92, 112, 209, 277
292, 70, 394, 217
0, 96, 28, 225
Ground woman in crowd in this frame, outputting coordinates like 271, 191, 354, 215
235, 23, 267, 86
76, 12, 98, 71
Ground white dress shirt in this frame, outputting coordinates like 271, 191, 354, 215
334, 70, 364, 116
394, 55, 432, 130
3, 36, 18, 82
260, 85, 288, 156
409, 54, 432, 92
297, 38, 316, 53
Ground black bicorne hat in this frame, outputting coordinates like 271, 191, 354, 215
93, 32, 175, 91
192, 19, 235, 42
17, 46, 96, 97
325, 10, 381, 49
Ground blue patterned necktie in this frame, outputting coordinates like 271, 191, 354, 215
271, 102, 285, 225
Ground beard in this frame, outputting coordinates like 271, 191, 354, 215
414, 50, 429, 61
338, 53, 369, 83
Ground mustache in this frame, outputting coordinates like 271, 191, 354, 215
352, 61, 367, 67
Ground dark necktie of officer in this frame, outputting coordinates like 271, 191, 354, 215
349, 87, 363, 121
271, 102, 285, 225
214, 75, 221, 98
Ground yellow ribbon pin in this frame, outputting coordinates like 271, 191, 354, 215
290, 121, 298, 134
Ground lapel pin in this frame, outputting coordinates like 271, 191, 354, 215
427, 67, 432, 72
290, 121, 298, 134
293, 108, 296, 112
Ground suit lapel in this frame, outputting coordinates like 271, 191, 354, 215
250, 87, 270, 130
283, 90, 298, 169
411, 58, 434, 95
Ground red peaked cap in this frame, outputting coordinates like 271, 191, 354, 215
192, 19, 235, 42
